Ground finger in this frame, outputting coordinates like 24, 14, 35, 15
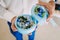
47, 14, 53, 22
11, 16, 17, 32
11, 24, 17, 32
11, 16, 16, 23
44, 4, 53, 22
47, 8, 55, 22
11, 16, 16, 26
47, 8, 53, 22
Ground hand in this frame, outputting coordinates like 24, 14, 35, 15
7, 16, 23, 40
37, 0, 55, 22
11, 16, 17, 32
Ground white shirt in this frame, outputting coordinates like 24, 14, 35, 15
0, 0, 55, 22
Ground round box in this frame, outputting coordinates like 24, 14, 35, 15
31, 4, 48, 25
15, 15, 38, 34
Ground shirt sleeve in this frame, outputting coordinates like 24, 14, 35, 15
0, 5, 16, 22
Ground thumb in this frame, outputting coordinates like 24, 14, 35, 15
11, 16, 17, 32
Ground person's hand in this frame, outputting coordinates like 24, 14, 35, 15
7, 16, 23, 40
11, 16, 17, 32
37, 0, 55, 22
